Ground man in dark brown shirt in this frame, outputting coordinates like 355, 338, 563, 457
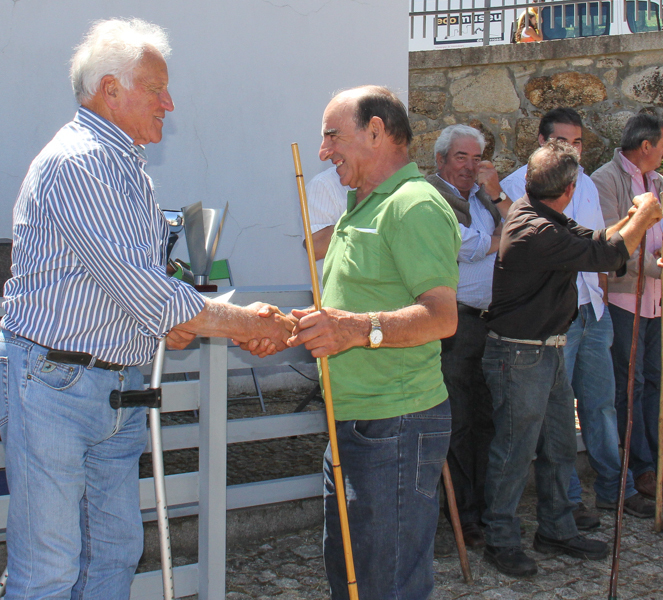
481, 141, 662, 577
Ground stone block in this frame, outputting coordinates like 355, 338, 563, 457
629, 49, 663, 67
409, 89, 446, 119
469, 118, 495, 160
409, 129, 441, 175
580, 127, 607, 175
515, 117, 540, 163
450, 68, 520, 113
597, 57, 624, 69
525, 72, 607, 110
590, 110, 635, 146
623, 66, 663, 105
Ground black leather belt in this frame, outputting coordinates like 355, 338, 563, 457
457, 303, 487, 318
46, 349, 126, 372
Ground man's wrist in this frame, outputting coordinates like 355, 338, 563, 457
491, 190, 508, 204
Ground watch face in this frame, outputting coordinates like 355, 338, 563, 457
370, 329, 383, 345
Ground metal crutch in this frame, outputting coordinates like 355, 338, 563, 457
109, 339, 174, 600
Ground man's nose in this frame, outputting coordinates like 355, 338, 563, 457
319, 141, 332, 162
162, 89, 175, 112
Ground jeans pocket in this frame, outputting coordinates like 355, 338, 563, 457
352, 416, 401, 442
512, 347, 543, 368
416, 431, 449, 498
29, 354, 83, 391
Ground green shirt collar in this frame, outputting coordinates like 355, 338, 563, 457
346, 162, 422, 213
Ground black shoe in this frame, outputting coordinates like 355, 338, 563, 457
484, 544, 537, 576
461, 521, 485, 548
572, 502, 601, 530
533, 532, 609, 560
596, 492, 655, 519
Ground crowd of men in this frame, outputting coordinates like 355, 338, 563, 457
2, 15, 663, 600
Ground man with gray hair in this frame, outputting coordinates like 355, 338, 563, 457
592, 113, 663, 502
481, 141, 661, 577
1, 18, 292, 598
425, 124, 513, 548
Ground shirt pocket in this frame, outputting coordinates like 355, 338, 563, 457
340, 227, 381, 282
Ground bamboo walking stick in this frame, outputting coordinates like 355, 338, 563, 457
656, 253, 663, 533
609, 235, 646, 600
441, 462, 473, 584
291, 143, 359, 600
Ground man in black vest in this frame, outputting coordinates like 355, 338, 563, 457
426, 124, 513, 548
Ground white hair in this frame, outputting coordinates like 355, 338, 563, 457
70, 18, 171, 104
434, 124, 486, 161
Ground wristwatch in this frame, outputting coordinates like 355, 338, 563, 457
367, 312, 383, 349
492, 191, 507, 204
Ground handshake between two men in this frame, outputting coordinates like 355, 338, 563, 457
165, 299, 390, 358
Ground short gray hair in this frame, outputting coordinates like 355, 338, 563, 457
433, 124, 486, 161
70, 18, 171, 104
526, 140, 579, 202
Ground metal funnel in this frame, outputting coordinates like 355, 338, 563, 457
181, 201, 228, 286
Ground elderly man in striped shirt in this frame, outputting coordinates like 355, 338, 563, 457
1, 18, 292, 600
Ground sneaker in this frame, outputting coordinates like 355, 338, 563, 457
533, 532, 609, 560
572, 502, 601, 530
635, 471, 657, 500
484, 544, 537, 576
596, 492, 655, 519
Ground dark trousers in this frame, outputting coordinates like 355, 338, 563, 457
609, 303, 661, 478
441, 310, 495, 525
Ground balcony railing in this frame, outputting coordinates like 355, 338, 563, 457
409, 0, 661, 48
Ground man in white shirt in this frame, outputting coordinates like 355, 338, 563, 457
501, 108, 654, 523
426, 124, 513, 548
305, 166, 351, 283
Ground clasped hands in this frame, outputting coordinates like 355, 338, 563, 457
234, 306, 364, 358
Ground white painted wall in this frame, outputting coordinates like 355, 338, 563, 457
0, 0, 408, 286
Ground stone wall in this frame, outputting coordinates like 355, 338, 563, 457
409, 31, 663, 177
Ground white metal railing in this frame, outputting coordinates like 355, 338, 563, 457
409, 0, 661, 48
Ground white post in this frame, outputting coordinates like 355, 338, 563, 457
198, 336, 228, 600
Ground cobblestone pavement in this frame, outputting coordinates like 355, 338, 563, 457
180, 485, 663, 600
149, 391, 663, 600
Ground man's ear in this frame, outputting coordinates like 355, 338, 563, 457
369, 116, 385, 145
99, 74, 121, 110
537, 133, 547, 147
435, 152, 445, 173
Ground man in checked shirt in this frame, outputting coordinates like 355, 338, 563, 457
0, 19, 292, 599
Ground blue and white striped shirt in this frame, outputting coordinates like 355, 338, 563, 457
3, 107, 205, 366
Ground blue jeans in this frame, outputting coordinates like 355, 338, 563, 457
564, 305, 636, 504
323, 400, 451, 600
609, 303, 660, 478
482, 336, 578, 547
441, 310, 494, 525
0, 330, 147, 600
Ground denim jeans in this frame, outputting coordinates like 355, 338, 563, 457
564, 305, 637, 504
323, 400, 451, 600
609, 303, 660, 478
482, 336, 578, 547
441, 310, 494, 525
0, 330, 148, 600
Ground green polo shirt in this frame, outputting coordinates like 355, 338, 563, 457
321, 162, 460, 421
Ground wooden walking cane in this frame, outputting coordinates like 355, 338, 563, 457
609, 234, 647, 600
442, 462, 473, 584
291, 143, 359, 600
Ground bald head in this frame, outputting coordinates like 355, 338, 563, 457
331, 85, 413, 147
319, 85, 412, 202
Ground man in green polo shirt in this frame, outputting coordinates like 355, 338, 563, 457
288, 85, 461, 600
